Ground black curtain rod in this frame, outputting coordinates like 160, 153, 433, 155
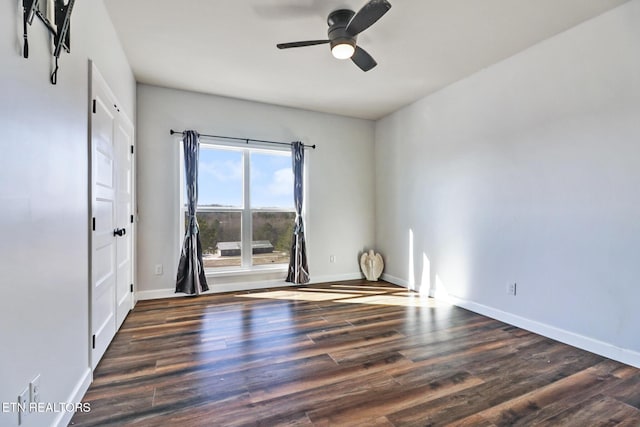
169, 129, 316, 149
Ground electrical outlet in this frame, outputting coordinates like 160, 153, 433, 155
30, 374, 41, 408
154, 264, 163, 275
329, 255, 336, 263
18, 387, 29, 425
507, 282, 517, 296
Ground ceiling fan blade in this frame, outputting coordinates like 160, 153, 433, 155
346, 0, 392, 36
351, 46, 377, 72
277, 40, 330, 49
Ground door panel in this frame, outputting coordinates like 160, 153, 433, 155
115, 118, 134, 329
91, 84, 117, 370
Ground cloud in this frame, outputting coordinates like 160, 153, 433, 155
267, 168, 293, 197
199, 159, 242, 183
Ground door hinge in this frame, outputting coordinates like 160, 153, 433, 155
130, 145, 134, 154
92, 99, 96, 114
92, 217, 96, 231
130, 214, 134, 223
92, 334, 96, 349
130, 284, 134, 293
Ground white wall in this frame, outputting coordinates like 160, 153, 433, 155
376, 0, 640, 366
136, 84, 375, 298
0, 1, 135, 426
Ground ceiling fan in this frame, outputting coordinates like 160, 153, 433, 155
276, 0, 392, 72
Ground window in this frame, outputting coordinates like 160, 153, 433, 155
181, 143, 295, 271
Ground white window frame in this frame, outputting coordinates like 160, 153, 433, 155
179, 140, 296, 274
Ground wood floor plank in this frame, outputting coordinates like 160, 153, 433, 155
452, 361, 629, 426
70, 280, 640, 426
306, 371, 485, 425
535, 395, 640, 426
605, 372, 640, 410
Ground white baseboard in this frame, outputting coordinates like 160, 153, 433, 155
309, 272, 364, 284
381, 273, 640, 368
445, 295, 640, 369
136, 273, 365, 301
136, 288, 181, 301
53, 367, 92, 427
136, 280, 286, 300
446, 296, 640, 368
381, 273, 409, 288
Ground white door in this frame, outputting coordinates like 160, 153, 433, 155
90, 64, 135, 369
91, 71, 117, 369
115, 117, 134, 329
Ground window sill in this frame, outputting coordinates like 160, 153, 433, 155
205, 265, 288, 278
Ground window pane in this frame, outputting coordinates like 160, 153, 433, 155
252, 211, 295, 266
198, 147, 243, 207
192, 211, 242, 268
250, 152, 293, 209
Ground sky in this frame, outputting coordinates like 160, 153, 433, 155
195, 147, 294, 209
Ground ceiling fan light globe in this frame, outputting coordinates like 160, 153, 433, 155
332, 43, 355, 59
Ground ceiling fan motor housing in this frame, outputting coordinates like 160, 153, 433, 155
328, 9, 356, 51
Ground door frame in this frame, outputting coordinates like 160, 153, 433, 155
88, 60, 136, 371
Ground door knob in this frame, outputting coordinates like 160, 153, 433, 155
113, 228, 126, 237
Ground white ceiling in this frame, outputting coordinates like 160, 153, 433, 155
104, 0, 629, 120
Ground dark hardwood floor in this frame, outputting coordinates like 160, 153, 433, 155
70, 280, 640, 426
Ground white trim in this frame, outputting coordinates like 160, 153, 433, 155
53, 367, 92, 427
136, 280, 288, 300
178, 140, 185, 266
136, 289, 185, 301
136, 273, 365, 300
206, 265, 288, 277
444, 295, 640, 369
308, 272, 364, 284
206, 280, 288, 294
380, 273, 409, 288
242, 150, 252, 267
381, 273, 640, 368
199, 138, 291, 153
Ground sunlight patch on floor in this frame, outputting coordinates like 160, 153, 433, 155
237, 290, 354, 302
236, 286, 450, 308
301, 287, 386, 295
339, 295, 446, 308
330, 284, 400, 291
